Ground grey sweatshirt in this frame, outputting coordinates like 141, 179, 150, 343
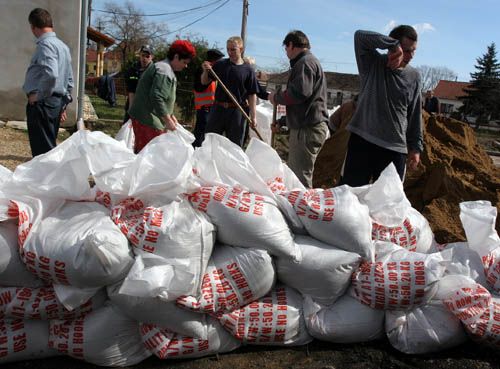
274, 51, 328, 129
347, 30, 423, 154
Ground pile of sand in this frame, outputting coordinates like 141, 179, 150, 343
313, 113, 500, 243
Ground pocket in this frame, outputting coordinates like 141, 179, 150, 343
305, 123, 328, 155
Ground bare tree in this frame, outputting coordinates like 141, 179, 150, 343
95, 1, 168, 66
416, 65, 458, 92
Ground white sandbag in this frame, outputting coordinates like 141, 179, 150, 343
177, 245, 275, 314
189, 185, 300, 261
250, 100, 273, 146
111, 197, 214, 295
350, 242, 448, 310
438, 275, 499, 347
276, 235, 361, 305
441, 242, 487, 286
0, 319, 58, 364
49, 303, 151, 367
115, 119, 135, 151
281, 186, 373, 260
108, 283, 209, 339
22, 201, 134, 288
128, 125, 197, 204
372, 207, 434, 254
218, 285, 312, 346
0, 221, 44, 287
459, 201, 500, 293
0, 165, 12, 221
303, 294, 384, 343
0, 286, 105, 320
141, 317, 240, 359
385, 301, 467, 354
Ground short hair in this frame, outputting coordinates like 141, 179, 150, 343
29, 8, 53, 28
167, 40, 196, 60
227, 36, 244, 48
389, 25, 418, 42
283, 30, 310, 49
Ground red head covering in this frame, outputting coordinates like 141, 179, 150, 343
169, 40, 196, 59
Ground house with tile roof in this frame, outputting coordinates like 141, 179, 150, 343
433, 80, 471, 116
266, 71, 360, 109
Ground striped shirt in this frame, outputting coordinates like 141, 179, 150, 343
23, 32, 74, 99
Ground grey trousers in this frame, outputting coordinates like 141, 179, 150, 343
288, 122, 329, 188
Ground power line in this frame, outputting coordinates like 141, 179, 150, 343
152, 0, 231, 39
92, 0, 226, 17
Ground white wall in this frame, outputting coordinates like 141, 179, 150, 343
0, 0, 82, 125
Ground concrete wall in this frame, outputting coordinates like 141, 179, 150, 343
0, 0, 82, 126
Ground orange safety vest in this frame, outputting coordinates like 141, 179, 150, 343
194, 82, 216, 110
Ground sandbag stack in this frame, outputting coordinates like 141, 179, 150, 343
0, 129, 498, 366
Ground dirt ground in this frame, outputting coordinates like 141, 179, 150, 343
0, 124, 499, 369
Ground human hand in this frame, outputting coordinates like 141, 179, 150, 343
271, 122, 280, 133
163, 115, 177, 131
201, 61, 212, 71
249, 117, 257, 129
28, 93, 38, 105
387, 46, 403, 70
407, 150, 420, 171
60, 110, 67, 123
268, 92, 275, 105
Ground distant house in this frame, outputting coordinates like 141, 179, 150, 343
266, 71, 360, 109
86, 47, 122, 76
86, 26, 115, 77
433, 80, 471, 116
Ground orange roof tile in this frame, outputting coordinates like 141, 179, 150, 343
434, 80, 471, 100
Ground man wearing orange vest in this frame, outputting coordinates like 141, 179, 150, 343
192, 49, 224, 147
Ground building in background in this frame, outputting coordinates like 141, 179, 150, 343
433, 80, 471, 116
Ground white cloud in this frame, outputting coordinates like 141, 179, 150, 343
383, 20, 398, 33
413, 23, 436, 34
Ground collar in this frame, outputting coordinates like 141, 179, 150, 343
290, 50, 308, 68
36, 31, 56, 43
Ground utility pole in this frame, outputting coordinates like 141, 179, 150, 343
241, 0, 249, 53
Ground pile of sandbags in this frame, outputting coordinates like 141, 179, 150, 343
0, 127, 498, 366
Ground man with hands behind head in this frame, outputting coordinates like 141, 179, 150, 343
340, 25, 423, 186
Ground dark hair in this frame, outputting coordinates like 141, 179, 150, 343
167, 39, 196, 60
389, 25, 417, 42
28, 8, 53, 28
283, 30, 310, 49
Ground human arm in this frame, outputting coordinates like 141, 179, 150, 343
272, 61, 316, 106
329, 106, 343, 130
247, 94, 257, 128
149, 66, 176, 130
200, 61, 214, 85
36, 43, 59, 99
354, 30, 401, 75
128, 92, 135, 107
406, 79, 424, 169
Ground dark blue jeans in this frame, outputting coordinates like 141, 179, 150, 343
205, 105, 246, 147
340, 133, 407, 187
26, 96, 63, 157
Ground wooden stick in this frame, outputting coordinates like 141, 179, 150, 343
208, 68, 264, 141
271, 102, 278, 148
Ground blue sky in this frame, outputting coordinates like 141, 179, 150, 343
91, 0, 500, 81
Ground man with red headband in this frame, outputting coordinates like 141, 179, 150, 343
129, 39, 196, 153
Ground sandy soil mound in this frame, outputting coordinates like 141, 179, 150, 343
313, 113, 500, 243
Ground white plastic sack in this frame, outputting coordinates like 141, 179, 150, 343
281, 186, 373, 260
189, 185, 300, 261
218, 285, 312, 346
115, 119, 135, 151
249, 100, 273, 146
441, 242, 487, 286
350, 242, 448, 310
385, 301, 467, 354
49, 303, 151, 367
177, 245, 275, 314
22, 201, 134, 288
0, 221, 44, 287
0, 319, 58, 364
372, 207, 434, 253
303, 294, 384, 343
0, 165, 12, 221
459, 201, 500, 293
108, 283, 209, 339
111, 197, 214, 295
276, 235, 361, 305
141, 317, 240, 359
0, 286, 105, 320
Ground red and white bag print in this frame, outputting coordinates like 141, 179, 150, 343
350, 242, 448, 310
188, 185, 300, 261
176, 245, 275, 314
217, 285, 312, 346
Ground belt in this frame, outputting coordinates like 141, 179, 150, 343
214, 101, 239, 109
51, 92, 64, 98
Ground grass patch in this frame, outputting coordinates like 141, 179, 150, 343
89, 94, 126, 121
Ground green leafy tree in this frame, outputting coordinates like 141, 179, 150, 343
461, 43, 500, 125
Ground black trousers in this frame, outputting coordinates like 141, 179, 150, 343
192, 105, 212, 147
205, 105, 246, 147
340, 133, 407, 187
26, 96, 63, 157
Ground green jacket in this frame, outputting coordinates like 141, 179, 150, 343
128, 59, 177, 130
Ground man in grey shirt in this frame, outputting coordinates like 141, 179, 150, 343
340, 25, 423, 186
23, 8, 73, 157
269, 30, 329, 188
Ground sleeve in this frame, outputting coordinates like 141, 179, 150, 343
193, 67, 210, 92
406, 77, 424, 152
329, 105, 343, 129
67, 53, 74, 94
150, 68, 175, 117
354, 30, 399, 77
274, 62, 314, 106
245, 67, 259, 95
37, 43, 59, 98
